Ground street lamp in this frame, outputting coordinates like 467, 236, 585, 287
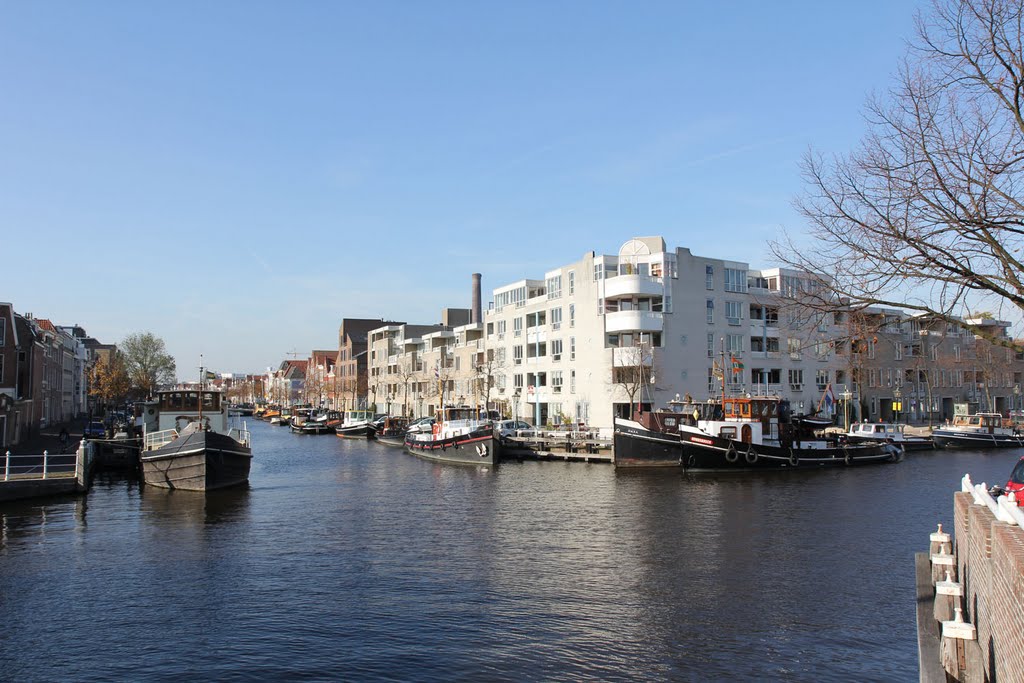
841, 388, 853, 431
893, 387, 902, 424
513, 389, 520, 421
1014, 384, 1021, 416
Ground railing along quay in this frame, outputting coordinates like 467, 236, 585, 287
0, 441, 94, 502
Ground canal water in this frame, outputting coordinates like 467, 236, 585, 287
0, 421, 1017, 681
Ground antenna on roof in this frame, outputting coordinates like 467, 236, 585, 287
286, 348, 303, 358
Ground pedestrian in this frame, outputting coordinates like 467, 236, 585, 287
58, 427, 69, 454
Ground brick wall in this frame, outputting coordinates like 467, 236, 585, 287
954, 494, 1024, 683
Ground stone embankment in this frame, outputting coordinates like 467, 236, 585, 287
917, 477, 1024, 682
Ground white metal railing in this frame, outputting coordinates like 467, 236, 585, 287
3, 449, 78, 481
229, 428, 251, 447
144, 428, 179, 450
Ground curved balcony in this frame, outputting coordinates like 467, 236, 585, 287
605, 310, 664, 333
604, 275, 664, 300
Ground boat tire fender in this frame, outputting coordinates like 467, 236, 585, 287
788, 450, 799, 467
844, 448, 852, 466
745, 446, 758, 464
725, 443, 739, 463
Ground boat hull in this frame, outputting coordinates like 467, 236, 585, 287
931, 430, 1024, 449
335, 424, 375, 439
404, 429, 498, 465
613, 425, 900, 470
846, 436, 935, 451
141, 430, 252, 491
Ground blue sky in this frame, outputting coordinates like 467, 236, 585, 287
0, 1, 919, 377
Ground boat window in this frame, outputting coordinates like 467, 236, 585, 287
720, 426, 737, 439
160, 392, 183, 411
664, 417, 677, 427
874, 425, 884, 433
183, 392, 199, 411
202, 392, 219, 411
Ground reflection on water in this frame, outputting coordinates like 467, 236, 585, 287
0, 421, 1020, 682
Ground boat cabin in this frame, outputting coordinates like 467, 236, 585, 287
153, 388, 229, 432
850, 423, 906, 437
949, 412, 1006, 432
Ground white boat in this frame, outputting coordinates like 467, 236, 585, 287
846, 422, 934, 450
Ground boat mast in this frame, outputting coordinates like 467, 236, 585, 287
720, 337, 726, 408
198, 354, 204, 428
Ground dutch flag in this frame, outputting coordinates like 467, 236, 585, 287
824, 383, 836, 412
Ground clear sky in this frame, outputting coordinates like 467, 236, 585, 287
0, 1, 920, 378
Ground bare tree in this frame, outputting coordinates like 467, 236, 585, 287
773, 0, 1024, 349
473, 349, 506, 413
609, 340, 658, 418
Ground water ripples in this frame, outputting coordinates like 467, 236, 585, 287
1, 421, 1018, 681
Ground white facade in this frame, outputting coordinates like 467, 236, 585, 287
483, 237, 846, 431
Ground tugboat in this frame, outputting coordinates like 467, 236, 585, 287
614, 395, 901, 470
139, 384, 252, 491
404, 406, 497, 465
335, 409, 377, 439
296, 410, 342, 434
931, 413, 1024, 449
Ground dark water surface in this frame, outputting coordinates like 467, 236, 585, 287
1, 421, 1017, 681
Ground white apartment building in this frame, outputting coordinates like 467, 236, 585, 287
483, 236, 847, 431
367, 320, 486, 419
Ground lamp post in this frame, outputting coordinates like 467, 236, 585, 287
893, 387, 902, 424
1014, 384, 1021, 416
513, 389, 520, 421
841, 388, 853, 431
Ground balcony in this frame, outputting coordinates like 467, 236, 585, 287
605, 310, 663, 334
604, 274, 664, 300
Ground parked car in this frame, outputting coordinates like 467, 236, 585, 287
994, 455, 1024, 506
406, 417, 436, 434
83, 420, 107, 439
495, 420, 532, 440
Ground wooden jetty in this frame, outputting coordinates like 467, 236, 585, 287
501, 429, 613, 464
0, 441, 94, 502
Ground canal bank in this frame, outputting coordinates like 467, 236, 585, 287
0, 420, 1018, 681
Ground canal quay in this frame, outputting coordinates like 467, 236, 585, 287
0, 420, 1017, 682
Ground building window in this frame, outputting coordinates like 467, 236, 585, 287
894, 343, 902, 361
513, 346, 523, 365
724, 268, 747, 293
513, 317, 523, 337
726, 334, 743, 353
568, 271, 575, 295
569, 304, 575, 328
551, 307, 562, 330
705, 265, 714, 290
815, 370, 830, 390
570, 337, 576, 361
514, 374, 523, 389
570, 370, 576, 393
707, 333, 715, 358
546, 275, 562, 299
527, 311, 547, 328
552, 370, 563, 393
788, 368, 803, 389
706, 299, 714, 324
725, 301, 743, 325
787, 337, 801, 359
551, 339, 563, 361
496, 320, 506, 339
526, 343, 547, 358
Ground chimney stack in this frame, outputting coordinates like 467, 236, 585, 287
471, 273, 482, 324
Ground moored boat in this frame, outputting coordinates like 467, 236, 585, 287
932, 413, 1024, 449
404, 406, 497, 465
297, 410, 342, 434
375, 416, 410, 447
335, 410, 377, 439
614, 396, 901, 470
140, 386, 252, 491
846, 422, 934, 451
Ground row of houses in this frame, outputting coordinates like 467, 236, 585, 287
253, 236, 1024, 431
0, 302, 115, 449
